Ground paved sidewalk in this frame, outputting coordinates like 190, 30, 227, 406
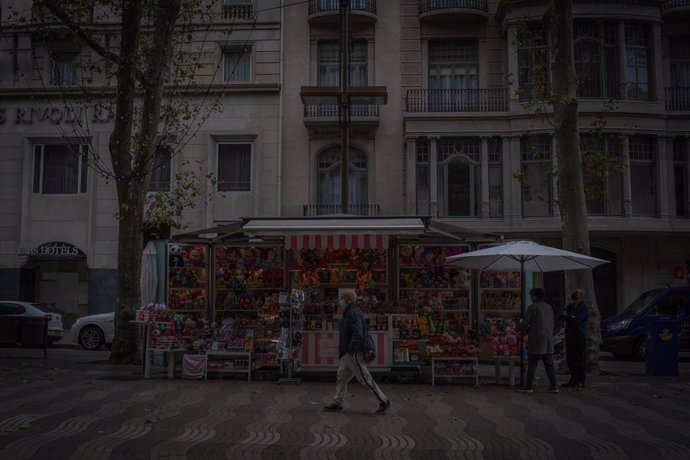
0, 349, 688, 460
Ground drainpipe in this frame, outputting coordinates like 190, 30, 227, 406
276, 0, 285, 216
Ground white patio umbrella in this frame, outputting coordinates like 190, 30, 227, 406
445, 240, 609, 386
140, 241, 158, 305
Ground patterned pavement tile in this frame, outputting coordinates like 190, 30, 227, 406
1, 352, 689, 460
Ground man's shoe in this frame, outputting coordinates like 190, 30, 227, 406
375, 400, 391, 415
517, 388, 534, 394
561, 382, 578, 388
323, 403, 343, 412
575, 383, 586, 390
546, 387, 559, 394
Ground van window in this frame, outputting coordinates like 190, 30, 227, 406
621, 289, 661, 315
652, 292, 686, 316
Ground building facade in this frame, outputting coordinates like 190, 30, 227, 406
0, 0, 688, 318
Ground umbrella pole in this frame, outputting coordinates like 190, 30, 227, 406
519, 258, 525, 388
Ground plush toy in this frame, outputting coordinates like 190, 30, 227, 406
169, 244, 185, 268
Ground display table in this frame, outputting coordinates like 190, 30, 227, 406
131, 320, 185, 379
494, 355, 520, 386
431, 357, 479, 386
205, 351, 252, 381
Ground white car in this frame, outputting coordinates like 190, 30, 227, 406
71, 312, 115, 350
0, 301, 64, 344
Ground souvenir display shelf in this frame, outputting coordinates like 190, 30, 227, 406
431, 357, 479, 386
478, 271, 522, 359
214, 245, 285, 314
212, 245, 286, 368
205, 351, 252, 380
293, 248, 388, 328
168, 243, 209, 313
397, 245, 471, 312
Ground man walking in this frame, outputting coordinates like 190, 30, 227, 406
518, 287, 559, 394
561, 288, 589, 388
323, 289, 391, 414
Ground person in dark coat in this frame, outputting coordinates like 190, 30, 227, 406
561, 288, 589, 388
323, 289, 391, 414
518, 287, 559, 394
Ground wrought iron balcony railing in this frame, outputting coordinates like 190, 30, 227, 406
419, 0, 488, 14
303, 104, 379, 117
308, 0, 377, 15
303, 204, 380, 216
665, 87, 690, 111
406, 88, 509, 112
662, 0, 690, 10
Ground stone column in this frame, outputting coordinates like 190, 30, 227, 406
502, 137, 511, 219
622, 134, 632, 217
405, 136, 417, 215
509, 136, 522, 221
481, 136, 490, 218
551, 136, 560, 217
429, 136, 439, 217
657, 135, 670, 219
651, 23, 663, 102
686, 137, 690, 216
506, 25, 520, 112
617, 21, 628, 100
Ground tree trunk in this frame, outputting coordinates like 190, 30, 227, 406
548, 0, 602, 372
109, 0, 144, 364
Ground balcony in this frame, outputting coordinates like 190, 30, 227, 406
662, 0, 690, 17
222, 2, 254, 20
303, 104, 380, 128
406, 88, 509, 113
304, 204, 380, 216
418, 0, 489, 21
665, 87, 690, 111
308, 0, 377, 24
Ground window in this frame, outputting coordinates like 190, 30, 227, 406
673, 137, 688, 217
317, 146, 368, 208
317, 40, 367, 87
670, 37, 690, 87
315, 40, 368, 116
625, 24, 650, 100
33, 144, 88, 194
223, 48, 251, 81
574, 21, 618, 98
416, 139, 430, 215
148, 147, 172, 192
520, 135, 553, 217
629, 135, 656, 216
437, 138, 481, 217
428, 40, 478, 110
217, 143, 251, 191
51, 51, 80, 86
653, 293, 686, 316
581, 134, 624, 216
0, 303, 26, 315
488, 138, 503, 218
518, 25, 549, 101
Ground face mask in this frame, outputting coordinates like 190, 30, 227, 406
338, 299, 348, 309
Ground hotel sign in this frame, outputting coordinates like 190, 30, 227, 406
0, 106, 114, 125
17, 241, 86, 259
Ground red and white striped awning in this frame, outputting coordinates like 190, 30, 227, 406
286, 234, 388, 250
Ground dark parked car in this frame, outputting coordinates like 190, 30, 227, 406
601, 285, 690, 360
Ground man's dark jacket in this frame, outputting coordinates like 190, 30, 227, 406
339, 303, 366, 358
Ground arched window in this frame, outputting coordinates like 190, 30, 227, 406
317, 147, 368, 210
437, 138, 481, 217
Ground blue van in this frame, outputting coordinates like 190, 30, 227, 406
601, 285, 690, 360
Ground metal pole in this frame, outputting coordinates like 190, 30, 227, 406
340, 0, 351, 214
